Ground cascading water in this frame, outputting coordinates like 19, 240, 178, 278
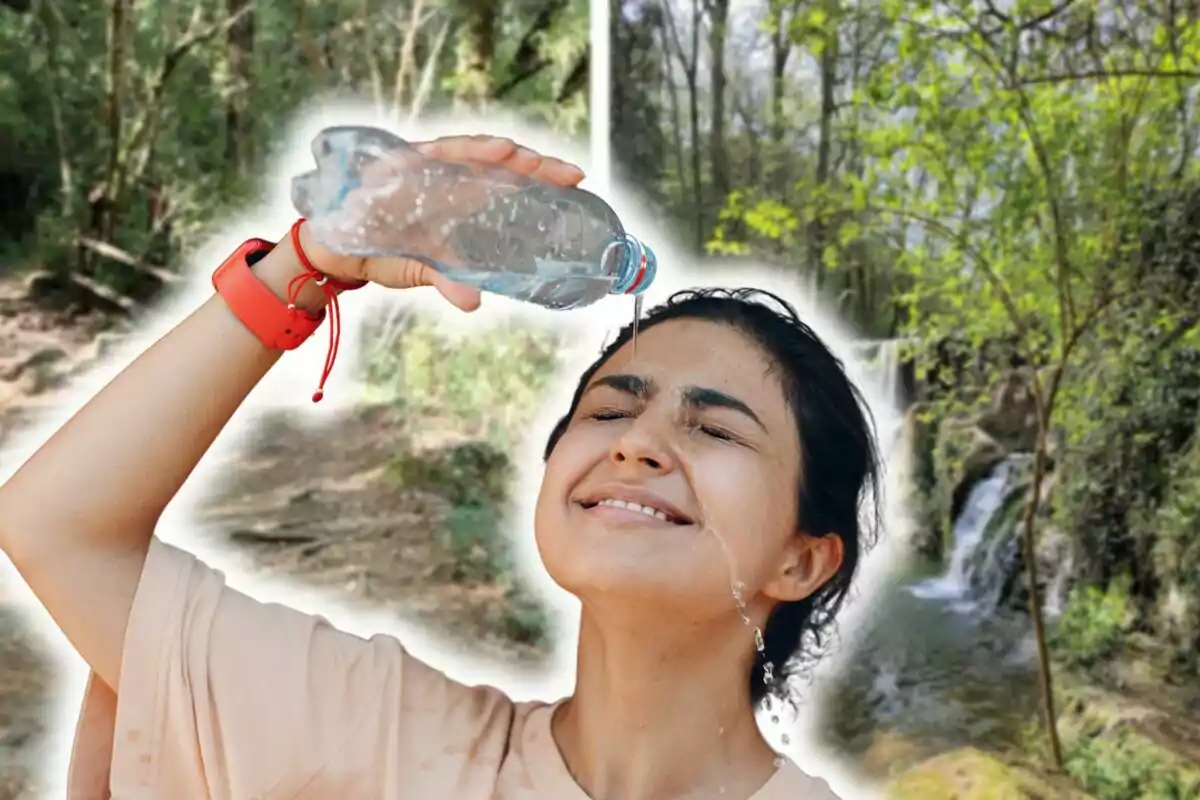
851, 338, 908, 411
909, 455, 1029, 614
817, 452, 1043, 760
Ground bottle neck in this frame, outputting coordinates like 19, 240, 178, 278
609, 235, 657, 296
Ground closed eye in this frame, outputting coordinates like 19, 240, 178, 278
699, 425, 735, 441
587, 409, 632, 421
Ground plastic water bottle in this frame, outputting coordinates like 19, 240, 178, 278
291, 126, 657, 310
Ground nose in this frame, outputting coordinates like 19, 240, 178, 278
609, 414, 676, 473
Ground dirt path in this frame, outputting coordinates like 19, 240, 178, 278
0, 287, 547, 798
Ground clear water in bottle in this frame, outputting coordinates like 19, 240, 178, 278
291, 126, 656, 310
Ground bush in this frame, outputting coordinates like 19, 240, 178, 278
1050, 581, 1129, 670
1066, 731, 1200, 800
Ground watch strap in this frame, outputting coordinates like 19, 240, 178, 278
212, 238, 325, 351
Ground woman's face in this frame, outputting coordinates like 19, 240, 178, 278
535, 318, 839, 620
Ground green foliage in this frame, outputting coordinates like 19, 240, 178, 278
389, 441, 512, 508
1065, 730, 1200, 800
1050, 581, 1130, 671
368, 316, 563, 647
390, 444, 552, 646
363, 315, 564, 446
443, 502, 512, 583
0, 0, 586, 282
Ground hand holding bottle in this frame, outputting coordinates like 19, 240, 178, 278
295, 131, 587, 312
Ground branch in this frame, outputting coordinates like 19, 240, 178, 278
556, 51, 588, 103
660, 0, 696, 75
391, 0, 426, 114
858, 204, 1028, 340
1017, 68, 1200, 86
492, 0, 568, 99
72, 235, 180, 284
121, 4, 253, 190
407, 15, 452, 121
1020, 0, 1076, 31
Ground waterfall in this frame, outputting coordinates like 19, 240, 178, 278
909, 456, 1028, 613
851, 338, 907, 410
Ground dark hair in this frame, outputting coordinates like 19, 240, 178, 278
543, 288, 881, 707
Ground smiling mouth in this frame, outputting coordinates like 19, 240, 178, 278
579, 498, 693, 525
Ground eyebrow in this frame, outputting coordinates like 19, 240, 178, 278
585, 373, 766, 431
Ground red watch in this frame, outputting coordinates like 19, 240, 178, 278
212, 237, 324, 350
212, 220, 368, 401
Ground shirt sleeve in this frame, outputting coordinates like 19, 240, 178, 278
69, 537, 515, 799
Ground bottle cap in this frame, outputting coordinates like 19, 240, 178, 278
610, 235, 657, 296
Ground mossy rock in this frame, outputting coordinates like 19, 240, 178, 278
902, 402, 944, 559
886, 748, 1089, 800
933, 416, 1007, 550
1057, 683, 1200, 799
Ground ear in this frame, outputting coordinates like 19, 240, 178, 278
761, 532, 845, 604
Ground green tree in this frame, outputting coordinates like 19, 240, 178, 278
850, 0, 1199, 769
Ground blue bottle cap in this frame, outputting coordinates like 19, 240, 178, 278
610, 235, 656, 296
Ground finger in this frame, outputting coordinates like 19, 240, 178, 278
427, 269, 483, 312
416, 137, 585, 185
415, 135, 519, 166
528, 156, 586, 186
363, 257, 482, 312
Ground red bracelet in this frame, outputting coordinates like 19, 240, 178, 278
213, 219, 368, 403
284, 218, 368, 402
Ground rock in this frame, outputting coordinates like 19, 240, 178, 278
901, 403, 943, 560
20, 270, 65, 302
885, 747, 1087, 799
0, 345, 67, 382
978, 370, 1040, 453
860, 731, 928, 777
71, 330, 126, 370
934, 415, 1007, 545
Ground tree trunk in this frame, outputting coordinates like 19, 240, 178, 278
687, 0, 702, 251
454, 0, 497, 107
807, 9, 838, 288
224, 0, 255, 173
658, 0, 691, 220
95, 0, 129, 249
707, 0, 730, 208
1023, 373, 1066, 770
769, 0, 796, 194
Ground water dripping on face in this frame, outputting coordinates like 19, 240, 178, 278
669, 406, 777, 693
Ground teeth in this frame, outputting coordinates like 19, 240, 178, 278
598, 498, 670, 521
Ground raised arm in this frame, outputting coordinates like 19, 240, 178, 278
0, 135, 582, 697
0, 226, 360, 690
0, 131, 583, 695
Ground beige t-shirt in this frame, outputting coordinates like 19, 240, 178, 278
66, 538, 841, 799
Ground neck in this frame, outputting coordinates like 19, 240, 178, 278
553, 605, 779, 800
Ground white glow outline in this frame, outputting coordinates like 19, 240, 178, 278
0, 103, 910, 799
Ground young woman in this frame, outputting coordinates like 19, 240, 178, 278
0, 135, 878, 799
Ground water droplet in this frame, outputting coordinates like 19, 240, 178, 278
773, 756, 786, 769
537, 220, 547, 232
754, 628, 765, 652
771, 715, 779, 724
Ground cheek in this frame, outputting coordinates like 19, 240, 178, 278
691, 451, 798, 582
535, 426, 605, 522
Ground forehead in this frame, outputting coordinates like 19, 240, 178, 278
590, 318, 790, 416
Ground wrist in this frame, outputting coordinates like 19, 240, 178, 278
254, 223, 364, 313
